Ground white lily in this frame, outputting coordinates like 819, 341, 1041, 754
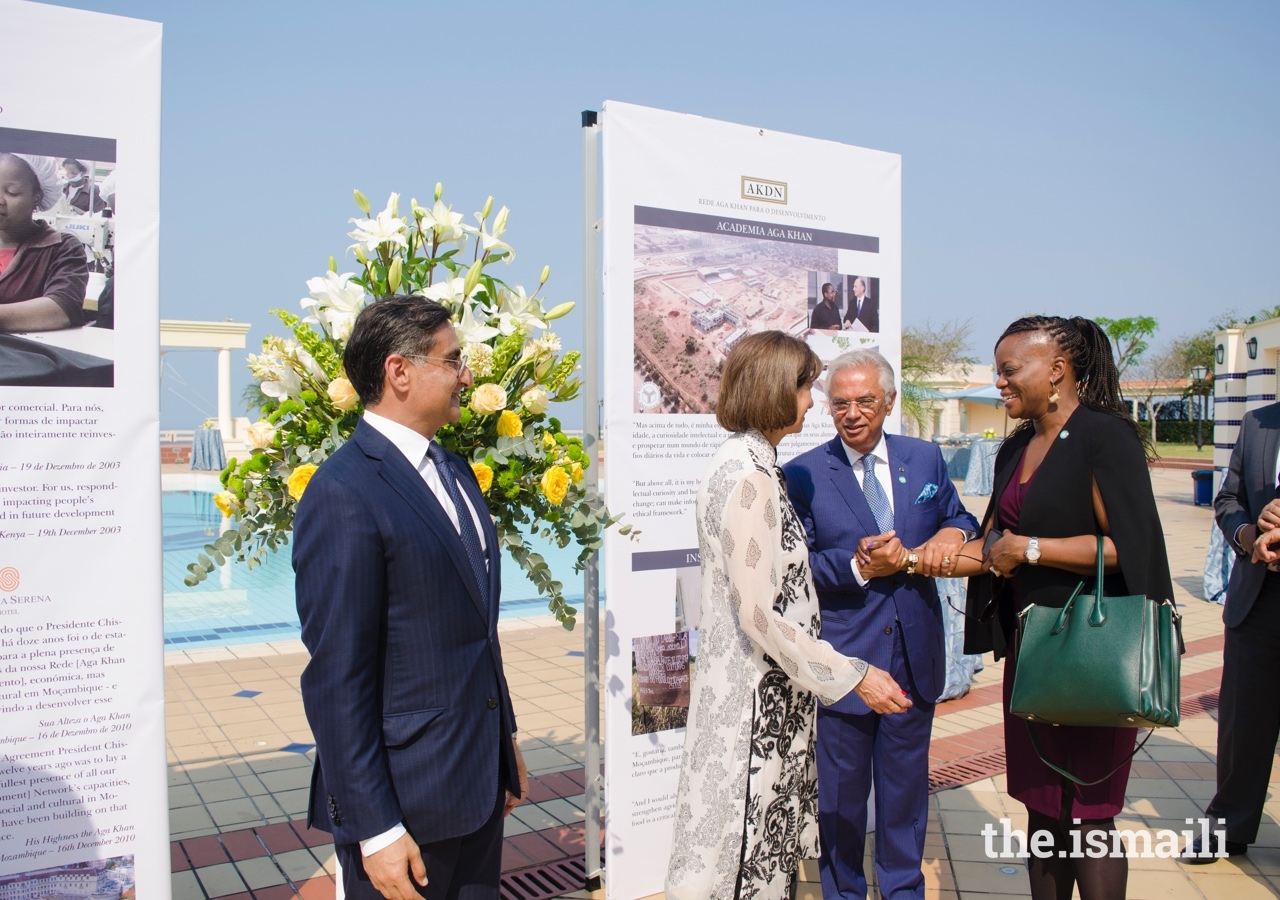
496, 285, 547, 335
477, 227, 515, 261
301, 271, 366, 341
347, 193, 408, 255
417, 199, 468, 248
455, 302, 500, 345
423, 276, 481, 310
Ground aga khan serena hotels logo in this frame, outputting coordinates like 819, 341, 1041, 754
0, 567, 17, 592
740, 176, 787, 204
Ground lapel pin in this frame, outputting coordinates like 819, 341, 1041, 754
1059, 430, 1069, 440
898, 467, 907, 484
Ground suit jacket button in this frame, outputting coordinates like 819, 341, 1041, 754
487, 697, 498, 709
884, 625, 893, 635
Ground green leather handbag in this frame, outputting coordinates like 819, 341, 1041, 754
1009, 535, 1183, 731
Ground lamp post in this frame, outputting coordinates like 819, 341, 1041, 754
1190, 365, 1207, 451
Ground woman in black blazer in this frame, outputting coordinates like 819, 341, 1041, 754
949, 315, 1174, 900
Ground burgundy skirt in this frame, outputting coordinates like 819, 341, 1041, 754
1002, 642, 1137, 820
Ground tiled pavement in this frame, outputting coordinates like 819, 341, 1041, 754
167, 465, 1280, 899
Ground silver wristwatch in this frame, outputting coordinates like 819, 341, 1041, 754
1024, 537, 1041, 565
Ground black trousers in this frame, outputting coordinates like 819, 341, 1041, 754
1206, 574, 1280, 844
336, 783, 506, 900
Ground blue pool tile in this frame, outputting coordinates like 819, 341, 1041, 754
281, 742, 315, 755
233, 690, 262, 699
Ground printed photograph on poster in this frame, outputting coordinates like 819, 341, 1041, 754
633, 206, 879, 414
0, 127, 117, 388
804, 273, 881, 368
1, 856, 135, 900
631, 630, 698, 735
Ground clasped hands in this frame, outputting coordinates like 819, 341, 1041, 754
1246, 499, 1280, 565
855, 526, 969, 579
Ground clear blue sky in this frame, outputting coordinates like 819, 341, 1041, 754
51, 0, 1280, 428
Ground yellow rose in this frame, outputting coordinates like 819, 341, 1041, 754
328, 376, 360, 411
471, 462, 494, 494
287, 463, 319, 501
570, 461, 584, 484
520, 386, 549, 415
213, 490, 239, 518
470, 382, 508, 415
542, 431, 557, 451
540, 465, 570, 505
245, 420, 276, 450
496, 409, 523, 438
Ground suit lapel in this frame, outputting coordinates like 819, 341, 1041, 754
1259, 410, 1280, 504
886, 434, 911, 522
366, 433, 489, 624
454, 461, 501, 626
825, 436, 882, 538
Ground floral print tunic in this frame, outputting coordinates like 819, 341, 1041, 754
666, 431, 866, 900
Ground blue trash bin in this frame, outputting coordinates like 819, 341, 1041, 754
1192, 470, 1214, 507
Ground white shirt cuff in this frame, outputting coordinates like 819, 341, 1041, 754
851, 555, 869, 587
360, 823, 407, 857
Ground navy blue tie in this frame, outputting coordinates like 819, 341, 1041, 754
859, 453, 895, 534
426, 442, 490, 606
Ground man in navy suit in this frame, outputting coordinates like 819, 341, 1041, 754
294, 296, 526, 900
784, 349, 978, 899
1184, 401, 1280, 861
842, 276, 879, 333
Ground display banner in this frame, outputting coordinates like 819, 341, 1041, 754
601, 101, 901, 899
0, 3, 163, 897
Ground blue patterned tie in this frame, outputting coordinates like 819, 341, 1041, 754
859, 453, 895, 534
426, 442, 490, 606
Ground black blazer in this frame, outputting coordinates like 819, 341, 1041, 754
1215, 402, 1280, 628
964, 405, 1174, 660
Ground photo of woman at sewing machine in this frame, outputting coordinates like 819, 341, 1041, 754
0, 134, 116, 387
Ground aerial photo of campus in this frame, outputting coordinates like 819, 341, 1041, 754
632, 220, 873, 414
0, 857, 134, 900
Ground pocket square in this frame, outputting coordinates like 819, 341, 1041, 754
914, 483, 938, 504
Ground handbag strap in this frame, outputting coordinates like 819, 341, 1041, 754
1024, 720, 1154, 787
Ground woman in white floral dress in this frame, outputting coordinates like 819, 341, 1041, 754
666, 332, 901, 900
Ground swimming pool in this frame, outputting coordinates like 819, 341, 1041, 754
162, 491, 597, 648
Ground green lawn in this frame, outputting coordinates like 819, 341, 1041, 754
1152, 442, 1214, 460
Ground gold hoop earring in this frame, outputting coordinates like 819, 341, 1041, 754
1048, 380, 1061, 405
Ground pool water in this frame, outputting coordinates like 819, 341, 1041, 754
162, 491, 596, 648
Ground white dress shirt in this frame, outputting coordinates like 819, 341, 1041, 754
842, 433, 895, 586
363, 410, 487, 557
356, 410, 490, 856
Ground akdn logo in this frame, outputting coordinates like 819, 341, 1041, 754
740, 177, 788, 205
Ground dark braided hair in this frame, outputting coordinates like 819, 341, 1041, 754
995, 315, 1154, 457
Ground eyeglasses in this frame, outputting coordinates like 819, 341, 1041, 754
406, 355, 469, 379
829, 396, 884, 415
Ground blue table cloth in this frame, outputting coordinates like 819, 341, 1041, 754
191, 427, 227, 472
1204, 519, 1233, 605
962, 439, 1003, 496
936, 576, 983, 701
940, 445, 972, 481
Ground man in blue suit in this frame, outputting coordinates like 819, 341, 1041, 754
294, 296, 526, 900
784, 349, 978, 899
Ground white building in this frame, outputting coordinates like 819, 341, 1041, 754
1214, 317, 1280, 469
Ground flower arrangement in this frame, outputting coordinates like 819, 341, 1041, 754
187, 186, 635, 628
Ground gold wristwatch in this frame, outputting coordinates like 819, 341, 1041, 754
905, 551, 919, 576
